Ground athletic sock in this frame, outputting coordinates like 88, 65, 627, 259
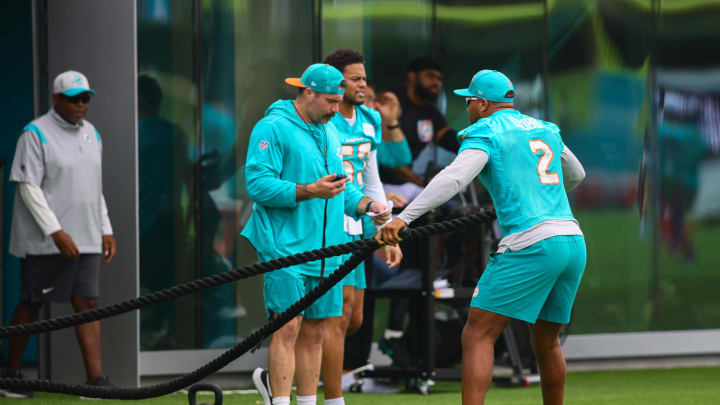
325, 397, 345, 405
272, 396, 290, 405
296, 395, 317, 405
384, 329, 403, 339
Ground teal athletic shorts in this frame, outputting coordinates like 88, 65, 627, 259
470, 235, 586, 324
340, 234, 367, 290
260, 255, 343, 320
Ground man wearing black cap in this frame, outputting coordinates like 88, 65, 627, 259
376, 58, 460, 358
381, 57, 458, 195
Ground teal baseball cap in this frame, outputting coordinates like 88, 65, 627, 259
285, 63, 346, 95
453, 70, 514, 102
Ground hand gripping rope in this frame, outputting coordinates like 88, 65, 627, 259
0, 210, 496, 400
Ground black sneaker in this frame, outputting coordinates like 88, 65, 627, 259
90, 375, 115, 387
252, 367, 272, 405
79, 376, 116, 400
0, 370, 34, 399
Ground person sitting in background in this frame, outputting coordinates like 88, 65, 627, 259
381, 56, 459, 203
375, 58, 459, 365
3, 71, 117, 398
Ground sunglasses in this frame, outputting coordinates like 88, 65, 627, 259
64, 92, 92, 104
465, 97, 482, 107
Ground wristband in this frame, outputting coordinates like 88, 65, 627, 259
364, 200, 374, 213
387, 123, 401, 130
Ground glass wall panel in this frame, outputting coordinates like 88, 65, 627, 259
198, 0, 316, 349
322, 0, 438, 174
546, 0, 654, 333
654, 1, 720, 330
137, 0, 199, 350
435, 0, 545, 131
137, 0, 720, 354
138, 0, 316, 350
323, 0, 433, 91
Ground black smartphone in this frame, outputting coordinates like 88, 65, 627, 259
333, 173, 348, 182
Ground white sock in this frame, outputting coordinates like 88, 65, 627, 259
272, 396, 290, 405
296, 395, 317, 405
325, 397, 345, 405
384, 329, 403, 339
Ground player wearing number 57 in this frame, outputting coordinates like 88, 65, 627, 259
377, 69, 587, 405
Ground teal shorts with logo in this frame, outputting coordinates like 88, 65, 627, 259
260, 255, 343, 320
340, 234, 367, 290
470, 235, 586, 324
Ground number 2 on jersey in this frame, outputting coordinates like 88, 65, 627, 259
528, 139, 560, 185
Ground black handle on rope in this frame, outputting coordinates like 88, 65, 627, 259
0, 209, 495, 340
188, 383, 223, 405
0, 244, 377, 399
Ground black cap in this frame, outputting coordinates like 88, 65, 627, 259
407, 57, 443, 74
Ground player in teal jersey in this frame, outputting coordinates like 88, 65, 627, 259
322, 49, 403, 403
378, 70, 587, 405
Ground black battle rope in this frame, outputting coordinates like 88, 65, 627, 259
0, 240, 372, 339
0, 210, 496, 399
0, 245, 376, 399
0, 210, 495, 340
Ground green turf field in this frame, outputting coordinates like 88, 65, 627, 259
4, 367, 719, 404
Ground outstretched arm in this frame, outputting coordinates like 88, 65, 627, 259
396, 148, 488, 225
377, 148, 488, 245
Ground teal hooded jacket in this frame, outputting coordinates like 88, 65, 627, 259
241, 100, 365, 277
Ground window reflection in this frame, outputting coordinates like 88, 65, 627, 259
137, 0, 317, 350
138, 74, 194, 349
652, 0, 720, 329
547, 0, 653, 333
138, 0, 198, 350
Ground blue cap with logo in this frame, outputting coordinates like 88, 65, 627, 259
285, 63, 346, 95
453, 70, 514, 103
53, 70, 96, 96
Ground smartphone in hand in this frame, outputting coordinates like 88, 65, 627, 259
333, 173, 348, 182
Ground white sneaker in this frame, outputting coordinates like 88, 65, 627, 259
252, 367, 272, 405
354, 378, 401, 393
341, 372, 356, 392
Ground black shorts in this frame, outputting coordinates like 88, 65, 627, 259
20, 254, 102, 303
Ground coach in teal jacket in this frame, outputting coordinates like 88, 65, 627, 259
242, 98, 365, 276
242, 64, 388, 405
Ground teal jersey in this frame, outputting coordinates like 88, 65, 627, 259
458, 110, 575, 236
242, 100, 365, 277
330, 105, 382, 193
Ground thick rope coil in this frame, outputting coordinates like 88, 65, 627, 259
0, 245, 376, 400
0, 209, 496, 399
0, 239, 378, 339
